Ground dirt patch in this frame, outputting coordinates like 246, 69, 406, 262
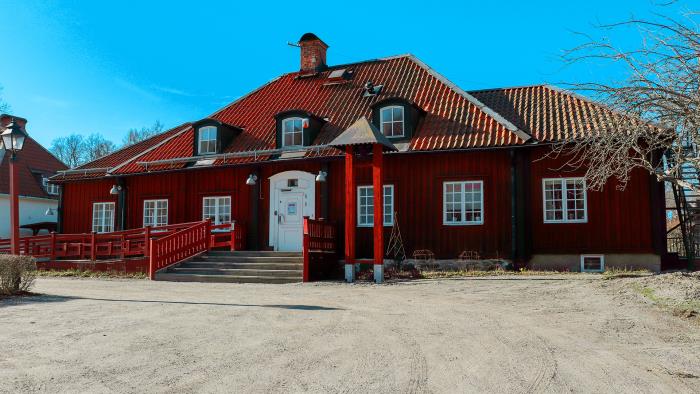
1, 277, 699, 393
610, 272, 700, 322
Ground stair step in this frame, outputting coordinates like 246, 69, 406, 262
167, 267, 302, 276
208, 250, 302, 258
155, 272, 301, 284
194, 255, 302, 263
178, 262, 302, 270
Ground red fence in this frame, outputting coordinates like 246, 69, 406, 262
0, 220, 247, 278
149, 221, 210, 279
302, 217, 338, 282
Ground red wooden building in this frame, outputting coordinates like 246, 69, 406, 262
52, 33, 666, 280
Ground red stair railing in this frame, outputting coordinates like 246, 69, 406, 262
148, 220, 211, 279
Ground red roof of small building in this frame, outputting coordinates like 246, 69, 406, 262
55, 55, 630, 181
0, 136, 67, 198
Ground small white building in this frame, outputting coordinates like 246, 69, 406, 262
0, 133, 67, 238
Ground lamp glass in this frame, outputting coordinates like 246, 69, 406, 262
246, 174, 257, 186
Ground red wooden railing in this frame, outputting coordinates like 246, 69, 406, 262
148, 220, 211, 279
302, 217, 337, 282
0, 220, 247, 274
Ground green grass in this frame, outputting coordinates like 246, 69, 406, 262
36, 269, 147, 279
631, 282, 700, 320
419, 269, 579, 279
602, 268, 653, 280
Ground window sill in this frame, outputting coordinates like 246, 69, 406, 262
543, 220, 588, 224
442, 222, 484, 226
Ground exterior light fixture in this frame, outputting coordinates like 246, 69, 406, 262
0, 117, 27, 154
246, 174, 258, 186
45, 207, 55, 216
109, 185, 122, 195
315, 170, 327, 182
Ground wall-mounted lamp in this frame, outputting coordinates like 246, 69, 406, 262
246, 174, 258, 186
109, 185, 123, 195
45, 207, 55, 216
315, 170, 327, 182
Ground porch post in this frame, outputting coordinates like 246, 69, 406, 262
344, 146, 356, 282
372, 144, 384, 283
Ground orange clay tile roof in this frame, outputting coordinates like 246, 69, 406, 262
57, 56, 630, 181
0, 136, 67, 198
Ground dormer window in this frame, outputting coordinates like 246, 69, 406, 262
379, 106, 404, 137
198, 126, 217, 155
42, 175, 60, 195
282, 117, 306, 147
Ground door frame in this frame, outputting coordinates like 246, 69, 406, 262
268, 170, 316, 251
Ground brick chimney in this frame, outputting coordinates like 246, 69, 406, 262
299, 33, 328, 73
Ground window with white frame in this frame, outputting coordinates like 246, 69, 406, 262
380, 106, 404, 137
92, 202, 115, 233
42, 176, 60, 195
357, 185, 394, 227
282, 117, 304, 147
202, 196, 231, 225
443, 181, 483, 225
543, 178, 587, 223
580, 255, 604, 272
198, 126, 217, 155
143, 199, 168, 228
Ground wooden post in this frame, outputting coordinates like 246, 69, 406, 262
90, 232, 97, 261
231, 220, 236, 252
9, 153, 20, 255
344, 146, 356, 282
144, 226, 151, 257
148, 238, 155, 280
303, 216, 310, 282
372, 144, 384, 283
205, 219, 212, 251
50, 232, 56, 262
120, 234, 125, 260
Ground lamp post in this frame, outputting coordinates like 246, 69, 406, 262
1, 115, 28, 255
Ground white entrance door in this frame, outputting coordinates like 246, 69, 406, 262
269, 171, 316, 251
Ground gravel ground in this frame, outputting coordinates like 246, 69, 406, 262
1, 276, 699, 393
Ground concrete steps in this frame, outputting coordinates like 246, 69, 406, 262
154, 250, 303, 284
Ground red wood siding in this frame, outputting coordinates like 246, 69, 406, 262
61, 179, 117, 233
59, 147, 661, 259
529, 147, 654, 254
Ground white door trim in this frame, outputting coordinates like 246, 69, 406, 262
268, 170, 316, 251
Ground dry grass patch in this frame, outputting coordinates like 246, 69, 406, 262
36, 269, 147, 280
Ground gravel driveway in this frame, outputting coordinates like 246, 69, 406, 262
1, 276, 699, 393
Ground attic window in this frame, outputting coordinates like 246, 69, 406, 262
42, 175, 60, 195
380, 106, 404, 137
282, 117, 306, 147
198, 126, 217, 155
328, 69, 346, 79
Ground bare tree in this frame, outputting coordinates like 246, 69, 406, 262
122, 120, 164, 146
50, 134, 85, 168
0, 85, 10, 113
84, 133, 116, 162
555, 10, 699, 192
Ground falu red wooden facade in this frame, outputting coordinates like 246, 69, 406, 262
52, 33, 667, 275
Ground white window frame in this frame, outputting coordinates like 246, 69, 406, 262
282, 117, 305, 147
202, 196, 232, 226
379, 105, 405, 137
542, 177, 588, 223
143, 199, 168, 228
198, 126, 217, 155
92, 202, 115, 233
580, 254, 605, 272
357, 185, 394, 227
442, 180, 484, 225
42, 176, 60, 195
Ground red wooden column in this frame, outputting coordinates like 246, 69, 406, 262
9, 154, 20, 255
372, 144, 384, 283
344, 146, 356, 282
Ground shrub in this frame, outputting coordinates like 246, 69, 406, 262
0, 255, 37, 295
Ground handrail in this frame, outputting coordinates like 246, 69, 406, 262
302, 217, 337, 282
148, 220, 211, 279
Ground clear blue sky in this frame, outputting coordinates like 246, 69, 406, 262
0, 0, 689, 147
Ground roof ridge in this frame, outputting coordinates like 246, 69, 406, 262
405, 54, 532, 142
73, 122, 188, 170
468, 84, 551, 93
107, 123, 193, 174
